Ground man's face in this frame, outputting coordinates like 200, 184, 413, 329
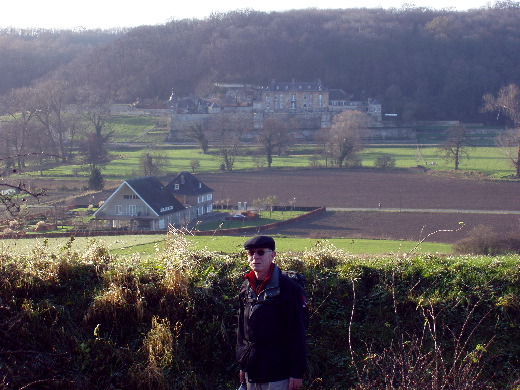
246, 247, 275, 279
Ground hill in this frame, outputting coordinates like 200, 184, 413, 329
2, 6, 520, 123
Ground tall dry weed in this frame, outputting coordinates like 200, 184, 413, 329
143, 316, 174, 367
350, 275, 495, 390
301, 239, 350, 268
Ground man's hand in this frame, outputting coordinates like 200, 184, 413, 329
239, 370, 246, 384
289, 377, 303, 390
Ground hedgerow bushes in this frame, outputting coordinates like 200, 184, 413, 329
455, 224, 520, 255
1, 234, 520, 389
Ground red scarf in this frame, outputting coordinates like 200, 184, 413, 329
244, 263, 275, 295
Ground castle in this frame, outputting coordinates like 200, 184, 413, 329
168, 80, 382, 142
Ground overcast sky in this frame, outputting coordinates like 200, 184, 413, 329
1, 0, 494, 30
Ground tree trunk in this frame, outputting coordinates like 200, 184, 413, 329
517, 140, 520, 177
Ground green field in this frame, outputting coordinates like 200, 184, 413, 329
2, 111, 514, 180
0, 234, 453, 258
27, 143, 514, 180
9, 113, 512, 179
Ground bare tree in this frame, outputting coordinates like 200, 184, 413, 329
81, 90, 113, 137
325, 111, 369, 167
0, 150, 47, 216
437, 124, 474, 170
140, 150, 168, 176
31, 78, 82, 161
186, 123, 209, 154
79, 131, 111, 170
190, 158, 200, 173
1, 87, 37, 170
252, 195, 278, 218
482, 84, 520, 176
0, 91, 48, 216
257, 116, 294, 168
210, 114, 245, 171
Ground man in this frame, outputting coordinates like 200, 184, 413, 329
236, 235, 307, 390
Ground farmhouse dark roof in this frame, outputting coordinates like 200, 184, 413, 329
165, 171, 214, 195
126, 176, 185, 216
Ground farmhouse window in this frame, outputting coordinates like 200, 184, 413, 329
115, 205, 123, 215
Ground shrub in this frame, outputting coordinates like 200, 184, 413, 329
454, 224, 520, 255
33, 220, 52, 231
308, 155, 322, 168
375, 154, 396, 169
344, 155, 362, 168
8, 220, 20, 230
1, 235, 520, 389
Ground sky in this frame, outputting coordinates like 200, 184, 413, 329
0, 0, 494, 30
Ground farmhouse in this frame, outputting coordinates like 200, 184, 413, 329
165, 170, 215, 221
94, 172, 214, 230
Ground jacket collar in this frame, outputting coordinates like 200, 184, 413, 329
245, 263, 280, 297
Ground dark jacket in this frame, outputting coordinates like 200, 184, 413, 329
236, 264, 307, 383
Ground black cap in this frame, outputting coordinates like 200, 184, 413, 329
244, 235, 275, 251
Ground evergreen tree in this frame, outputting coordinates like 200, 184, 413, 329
88, 168, 104, 190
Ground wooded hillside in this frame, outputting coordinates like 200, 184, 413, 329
2, 5, 520, 123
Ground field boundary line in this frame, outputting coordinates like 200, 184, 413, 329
326, 207, 520, 214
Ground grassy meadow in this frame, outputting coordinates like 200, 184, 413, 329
15, 114, 514, 179
36, 144, 514, 180
0, 234, 453, 259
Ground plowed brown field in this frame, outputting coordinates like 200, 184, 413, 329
197, 169, 520, 243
